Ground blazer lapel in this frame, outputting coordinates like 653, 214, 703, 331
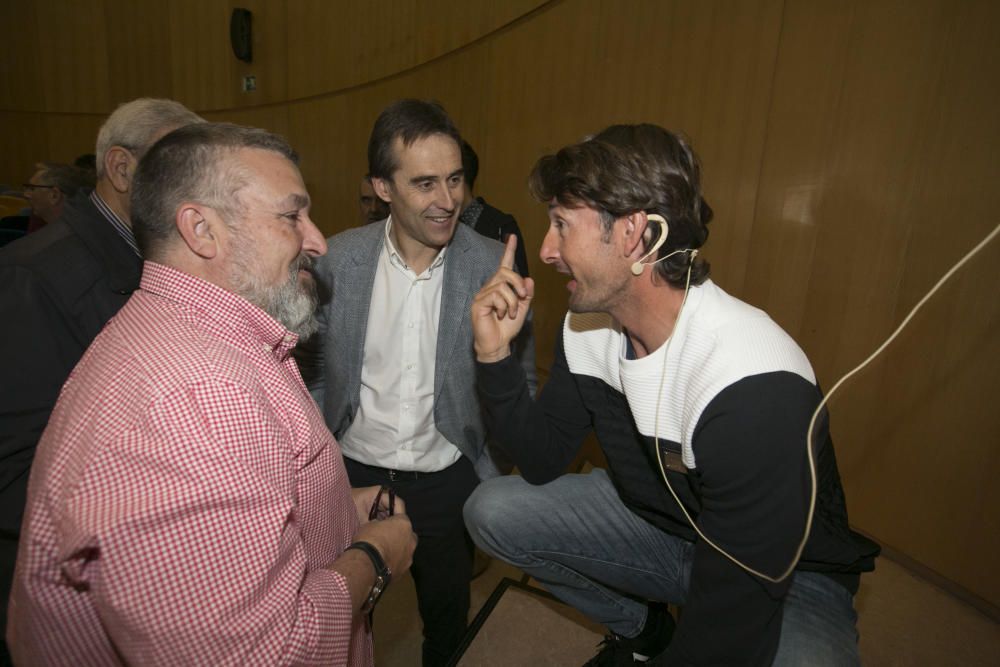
434, 229, 473, 401
344, 226, 382, 403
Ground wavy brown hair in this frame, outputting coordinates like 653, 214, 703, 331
529, 123, 712, 288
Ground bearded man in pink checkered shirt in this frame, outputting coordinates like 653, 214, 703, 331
8, 123, 417, 666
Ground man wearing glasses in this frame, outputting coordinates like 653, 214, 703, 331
0, 98, 202, 661
20, 163, 94, 232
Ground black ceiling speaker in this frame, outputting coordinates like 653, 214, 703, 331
230, 8, 253, 63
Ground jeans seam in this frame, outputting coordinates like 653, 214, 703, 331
530, 549, 682, 585
514, 548, 678, 637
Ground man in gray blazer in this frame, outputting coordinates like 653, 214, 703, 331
304, 99, 535, 666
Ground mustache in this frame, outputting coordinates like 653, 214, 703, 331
291, 253, 315, 275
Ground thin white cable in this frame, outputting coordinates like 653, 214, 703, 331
653, 222, 999, 583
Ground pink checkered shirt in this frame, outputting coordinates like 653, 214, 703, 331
9, 262, 372, 666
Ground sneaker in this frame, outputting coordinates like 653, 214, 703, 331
582, 634, 657, 666
582, 605, 674, 666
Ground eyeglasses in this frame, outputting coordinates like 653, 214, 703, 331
368, 485, 396, 521
22, 183, 57, 192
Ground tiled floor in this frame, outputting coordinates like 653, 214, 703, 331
374, 555, 999, 666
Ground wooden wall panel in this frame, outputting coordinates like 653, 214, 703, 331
740, 2, 855, 339
475, 0, 784, 365
0, 111, 105, 187
42, 114, 105, 164
411, 0, 546, 64
216, 0, 290, 108
287, 95, 361, 232
751, 0, 1000, 605
34, 0, 111, 113
285, 0, 545, 99
0, 113, 49, 187
104, 0, 174, 104
202, 105, 292, 140
166, 1, 239, 110
0, 2, 42, 111
287, 0, 415, 99
160, 0, 288, 111
1, 0, 998, 608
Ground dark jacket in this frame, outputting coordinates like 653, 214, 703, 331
464, 197, 531, 278
0, 193, 141, 537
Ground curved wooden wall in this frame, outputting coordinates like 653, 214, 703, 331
2, 0, 998, 609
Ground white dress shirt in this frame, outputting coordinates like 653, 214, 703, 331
339, 219, 463, 472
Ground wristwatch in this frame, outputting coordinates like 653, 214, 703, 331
346, 541, 391, 614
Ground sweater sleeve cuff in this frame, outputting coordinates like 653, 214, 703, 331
476, 353, 527, 399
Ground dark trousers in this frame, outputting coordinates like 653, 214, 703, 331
1, 534, 17, 666
344, 455, 478, 667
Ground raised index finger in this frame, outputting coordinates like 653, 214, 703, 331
499, 233, 518, 270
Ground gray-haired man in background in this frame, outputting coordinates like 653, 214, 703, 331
0, 99, 204, 659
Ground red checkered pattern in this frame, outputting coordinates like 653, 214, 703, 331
9, 262, 372, 666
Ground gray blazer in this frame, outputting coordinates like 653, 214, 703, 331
302, 220, 536, 480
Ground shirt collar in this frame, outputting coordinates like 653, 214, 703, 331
139, 261, 299, 359
382, 216, 447, 275
90, 190, 141, 257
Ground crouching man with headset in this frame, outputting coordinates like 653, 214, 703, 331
464, 124, 879, 666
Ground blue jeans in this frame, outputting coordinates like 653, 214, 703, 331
464, 470, 860, 666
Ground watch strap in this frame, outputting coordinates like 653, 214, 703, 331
346, 541, 391, 615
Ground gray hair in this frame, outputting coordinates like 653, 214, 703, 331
95, 98, 204, 178
34, 162, 95, 198
131, 122, 299, 260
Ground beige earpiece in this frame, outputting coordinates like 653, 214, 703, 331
631, 213, 669, 276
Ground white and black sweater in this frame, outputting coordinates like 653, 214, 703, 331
477, 280, 878, 665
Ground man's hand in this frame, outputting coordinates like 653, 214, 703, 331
353, 514, 417, 577
330, 511, 417, 613
472, 234, 535, 363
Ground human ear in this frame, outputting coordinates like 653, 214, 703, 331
175, 204, 219, 259
623, 212, 649, 259
371, 177, 393, 204
104, 146, 135, 193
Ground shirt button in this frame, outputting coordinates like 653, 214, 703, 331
408, 322, 414, 328
407, 363, 414, 370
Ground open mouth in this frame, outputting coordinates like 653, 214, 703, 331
294, 255, 315, 283
296, 269, 316, 288
555, 264, 575, 291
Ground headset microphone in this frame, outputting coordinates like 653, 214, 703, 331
631, 213, 698, 276
631, 214, 669, 276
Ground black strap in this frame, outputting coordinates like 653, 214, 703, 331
346, 540, 387, 576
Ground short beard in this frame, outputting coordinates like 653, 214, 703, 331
229, 243, 319, 339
